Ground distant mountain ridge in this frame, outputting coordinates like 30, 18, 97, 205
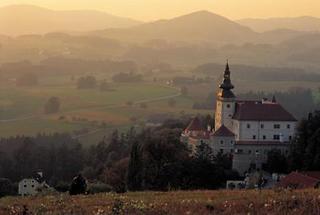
0, 4, 142, 35
92, 10, 258, 44
238, 16, 320, 32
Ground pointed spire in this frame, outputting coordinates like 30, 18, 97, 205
217, 61, 235, 99
226, 59, 229, 71
219, 61, 234, 91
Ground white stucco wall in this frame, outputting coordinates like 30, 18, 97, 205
211, 136, 236, 155
232, 120, 296, 142
18, 179, 40, 196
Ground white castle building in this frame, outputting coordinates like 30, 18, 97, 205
181, 63, 297, 175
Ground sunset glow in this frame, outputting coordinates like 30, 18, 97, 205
0, 0, 319, 21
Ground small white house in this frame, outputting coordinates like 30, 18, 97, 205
18, 178, 41, 196
18, 172, 50, 196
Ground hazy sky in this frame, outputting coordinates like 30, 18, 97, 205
1, 0, 320, 21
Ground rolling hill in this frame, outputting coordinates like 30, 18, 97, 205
238, 16, 320, 32
0, 4, 142, 36
93, 10, 258, 44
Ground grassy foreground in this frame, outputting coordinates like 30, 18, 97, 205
1, 189, 320, 215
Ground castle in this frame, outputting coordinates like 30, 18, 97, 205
181, 63, 297, 175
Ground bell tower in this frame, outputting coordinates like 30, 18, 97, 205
215, 61, 236, 131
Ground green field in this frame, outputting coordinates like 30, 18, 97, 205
0, 82, 210, 145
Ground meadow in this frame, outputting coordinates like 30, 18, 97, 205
1, 189, 320, 214
1, 73, 318, 146
0, 80, 210, 145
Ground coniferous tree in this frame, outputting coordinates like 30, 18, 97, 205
127, 140, 143, 191
289, 111, 320, 171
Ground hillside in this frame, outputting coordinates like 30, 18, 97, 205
1, 189, 320, 214
93, 10, 258, 44
238, 16, 320, 32
0, 5, 142, 36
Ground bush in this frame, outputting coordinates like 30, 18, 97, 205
44, 97, 61, 114
112, 72, 142, 83
54, 181, 70, 193
87, 182, 112, 194
77, 76, 97, 89
0, 178, 14, 197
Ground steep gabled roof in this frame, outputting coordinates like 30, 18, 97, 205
213, 125, 235, 137
185, 117, 204, 131
233, 101, 297, 121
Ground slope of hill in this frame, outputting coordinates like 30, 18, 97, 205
238, 16, 320, 32
93, 10, 258, 44
0, 4, 142, 36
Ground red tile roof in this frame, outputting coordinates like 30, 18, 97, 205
189, 131, 211, 140
277, 171, 320, 189
185, 117, 204, 131
213, 125, 235, 137
233, 101, 297, 121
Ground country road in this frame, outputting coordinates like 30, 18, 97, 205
0, 90, 181, 123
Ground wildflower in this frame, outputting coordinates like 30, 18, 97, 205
248, 203, 254, 208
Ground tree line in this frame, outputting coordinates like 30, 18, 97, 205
1, 111, 320, 196
193, 88, 317, 119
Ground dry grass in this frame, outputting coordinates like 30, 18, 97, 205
1, 189, 320, 215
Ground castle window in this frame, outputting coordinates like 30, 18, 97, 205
287, 124, 291, 129
274, 124, 280, 129
263, 135, 266, 140
230, 140, 234, 145
220, 149, 224, 153
220, 140, 224, 145
256, 150, 260, 154
227, 104, 231, 108
230, 149, 234, 153
289, 136, 292, 141
261, 124, 264, 129
273, 135, 280, 140
238, 149, 243, 153
253, 135, 256, 140
247, 124, 251, 129
248, 150, 252, 154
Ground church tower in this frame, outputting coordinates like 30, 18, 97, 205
215, 62, 236, 131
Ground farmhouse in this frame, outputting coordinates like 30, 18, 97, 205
181, 62, 297, 175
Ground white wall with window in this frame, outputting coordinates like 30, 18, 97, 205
18, 179, 40, 196
233, 120, 296, 142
